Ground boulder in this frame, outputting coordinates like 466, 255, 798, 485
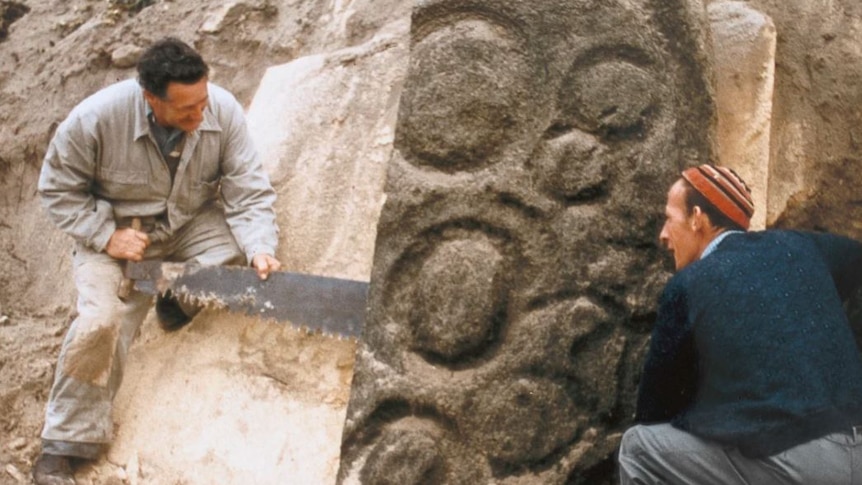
338, 1, 717, 483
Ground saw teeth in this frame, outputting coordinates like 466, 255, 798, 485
322, 331, 343, 341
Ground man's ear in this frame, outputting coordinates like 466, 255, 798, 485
142, 89, 159, 107
690, 206, 705, 231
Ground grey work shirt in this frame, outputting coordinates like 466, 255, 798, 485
38, 78, 278, 261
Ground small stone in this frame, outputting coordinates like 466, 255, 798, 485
200, 3, 233, 34
111, 44, 144, 69
4, 464, 25, 483
8, 437, 27, 450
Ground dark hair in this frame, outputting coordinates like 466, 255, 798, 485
680, 178, 746, 231
137, 37, 209, 99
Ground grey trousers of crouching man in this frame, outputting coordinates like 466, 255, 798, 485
618, 423, 862, 484
40, 205, 246, 459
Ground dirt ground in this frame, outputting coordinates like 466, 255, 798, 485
0, 314, 66, 483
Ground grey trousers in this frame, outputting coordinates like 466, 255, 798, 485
41, 206, 245, 459
619, 423, 862, 484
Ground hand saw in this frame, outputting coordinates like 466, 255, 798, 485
124, 261, 368, 338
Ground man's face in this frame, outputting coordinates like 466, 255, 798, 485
659, 179, 699, 271
145, 78, 209, 133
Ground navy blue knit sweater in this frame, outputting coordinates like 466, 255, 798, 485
636, 230, 862, 457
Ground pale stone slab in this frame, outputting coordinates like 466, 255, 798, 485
709, 1, 776, 230
247, 20, 410, 281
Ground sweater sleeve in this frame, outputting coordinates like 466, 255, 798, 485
804, 231, 862, 301
635, 275, 698, 423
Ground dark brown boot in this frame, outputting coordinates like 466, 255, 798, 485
32, 453, 76, 485
155, 290, 193, 331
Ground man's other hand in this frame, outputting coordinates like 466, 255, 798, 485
251, 253, 282, 280
106, 227, 150, 261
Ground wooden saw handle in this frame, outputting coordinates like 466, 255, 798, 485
116, 217, 142, 300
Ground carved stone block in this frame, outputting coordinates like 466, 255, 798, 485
339, 1, 717, 483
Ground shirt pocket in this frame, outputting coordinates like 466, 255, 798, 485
96, 168, 152, 200
178, 178, 221, 213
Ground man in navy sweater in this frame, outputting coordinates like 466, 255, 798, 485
619, 164, 862, 484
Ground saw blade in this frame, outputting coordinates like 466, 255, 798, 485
126, 261, 368, 338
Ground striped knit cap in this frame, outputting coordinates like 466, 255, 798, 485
681, 164, 754, 230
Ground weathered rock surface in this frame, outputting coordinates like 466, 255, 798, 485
709, 1, 776, 230
109, 311, 356, 485
738, 0, 862, 234
248, 18, 410, 279
337, 1, 717, 483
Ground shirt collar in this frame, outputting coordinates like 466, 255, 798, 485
133, 89, 152, 140
701, 230, 743, 260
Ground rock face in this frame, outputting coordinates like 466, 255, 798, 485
109, 311, 357, 485
337, 1, 716, 483
739, 0, 862, 232
708, 1, 776, 230
247, 19, 410, 280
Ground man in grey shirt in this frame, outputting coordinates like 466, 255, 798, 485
33, 37, 281, 484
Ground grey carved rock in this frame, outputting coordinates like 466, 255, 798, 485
338, 1, 717, 483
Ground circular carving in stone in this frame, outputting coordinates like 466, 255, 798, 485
360, 428, 447, 485
461, 376, 581, 466
408, 236, 506, 362
533, 54, 664, 203
557, 59, 660, 142
533, 129, 610, 203
397, 18, 534, 172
